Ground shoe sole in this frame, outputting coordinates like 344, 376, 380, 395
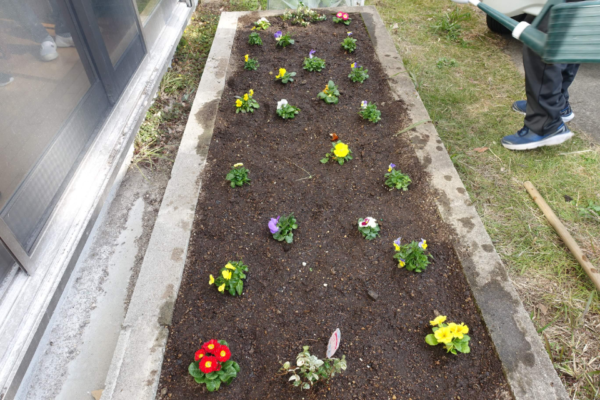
512, 104, 574, 122
502, 131, 574, 150
0, 77, 14, 87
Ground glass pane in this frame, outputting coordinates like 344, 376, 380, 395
137, 0, 161, 25
91, 0, 139, 66
0, 240, 17, 287
0, 0, 92, 213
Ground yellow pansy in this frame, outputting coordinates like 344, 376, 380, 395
434, 326, 454, 344
222, 270, 232, 280
398, 259, 405, 268
236, 99, 243, 108
249, 89, 254, 96
276, 68, 286, 79
351, 62, 355, 68
218, 283, 225, 293
394, 243, 400, 252
209, 274, 214, 285
243, 94, 249, 101
430, 315, 447, 326
225, 263, 236, 270
333, 142, 349, 158
233, 163, 243, 168
244, 54, 249, 62
452, 323, 469, 338
251, 26, 256, 30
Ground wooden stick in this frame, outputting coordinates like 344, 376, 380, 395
524, 181, 600, 292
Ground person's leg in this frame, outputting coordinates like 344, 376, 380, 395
522, 43, 565, 135
502, 13, 574, 150
7, 0, 50, 44
561, 63, 580, 103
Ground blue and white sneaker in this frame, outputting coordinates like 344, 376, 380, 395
512, 100, 574, 122
501, 124, 573, 150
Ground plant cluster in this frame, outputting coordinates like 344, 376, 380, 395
436, 57, 457, 68
235, 89, 259, 113
282, 2, 327, 27
425, 316, 471, 355
275, 67, 296, 84
226, 163, 250, 187
303, 50, 326, 72
276, 99, 300, 119
348, 62, 369, 83
321, 141, 352, 165
209, 261, 249, 296
248, 32, 262, 45
393, 238, 431, 273
274, 31, 294, 47
243, 54, 259, 70
269, 213, 298, 243
333, 11, 351, 25
384, 163, 411, 190
341, 32, 357, 53
317, 80, 340, 104
357, 217, 380, 240
280, 346, 347, 390
359, 101, 381, 123
188, 339, 240, 391
253, 17, 271, 31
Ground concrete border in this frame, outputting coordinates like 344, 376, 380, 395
102, 7, 568, 400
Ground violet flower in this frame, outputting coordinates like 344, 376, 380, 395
361, 100, 368, 109
390, 163, 396, 168
394, 237, 402, 247
268, 216, 280, 234
347, 31, 353, 36
309, 49, 316, 58
274, 31, 282, 41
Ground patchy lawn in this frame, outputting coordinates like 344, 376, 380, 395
369, 0, 600, 397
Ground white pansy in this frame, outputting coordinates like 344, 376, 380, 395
277, 99, 288, 110
258, 17, 269, 23
361, 217, 378, 228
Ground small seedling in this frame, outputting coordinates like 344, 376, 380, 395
348, 63, 369, 83
393, 238, 431, 273
303, 50, 326, 72
384, 163, 411, 190
359, 101, 381, 123
317, 80, 340, 104
243, 54, 259, 70
275, 68, 296, 84
248, 32, 262, 45
274, 31, 294, 47
321, 141, 352, 165
341, 32, 357, 53
276, 99, 300, 119
226, 163, 250, 187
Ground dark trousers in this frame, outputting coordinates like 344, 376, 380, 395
523, 14, 580, 135
7, 0, 70, 43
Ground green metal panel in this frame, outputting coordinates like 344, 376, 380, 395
544, 1, 600, 63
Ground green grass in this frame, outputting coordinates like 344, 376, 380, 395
369, 0, 600, 397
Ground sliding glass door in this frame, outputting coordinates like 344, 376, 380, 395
0, 0, 146, 279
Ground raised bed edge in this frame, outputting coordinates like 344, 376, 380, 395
101, 7, 568, 400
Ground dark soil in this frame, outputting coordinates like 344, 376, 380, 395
158, 12, 511, 400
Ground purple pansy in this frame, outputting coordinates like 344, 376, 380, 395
394, 237, 402, 247
268, 216, 280, 234
309, 49, 316, 58
347, 31, 353, 36
390, 163, 396, 168
274, 31, 282, 40
361, 100, 368, 109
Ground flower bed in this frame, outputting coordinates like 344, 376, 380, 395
158, 11, 509, 399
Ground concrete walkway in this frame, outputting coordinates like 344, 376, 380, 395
15, 167, 167, 400
501, 35, 600, 144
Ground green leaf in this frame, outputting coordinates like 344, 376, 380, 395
218, 340, 229, 347
232, 361, 241, 372
194, 376, 206, 384
222, 360, 233, 369
205, 379, 221, 392
189, 362, 204, 379
205, 371, 219, 380
320, 158, 329, 163
425, 334, 438, 346
236, 280, 243, 295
